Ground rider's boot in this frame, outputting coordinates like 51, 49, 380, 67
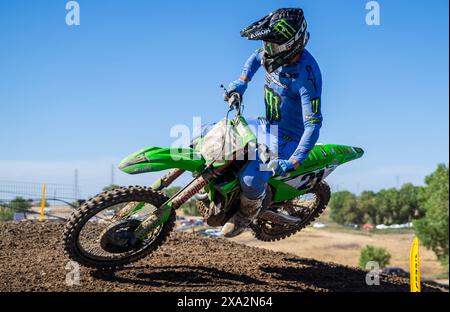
221, 194, 264, 238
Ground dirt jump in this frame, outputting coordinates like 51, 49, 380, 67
0, 221, 445, 292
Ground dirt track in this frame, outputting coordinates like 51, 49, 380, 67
0, 222, 446, 292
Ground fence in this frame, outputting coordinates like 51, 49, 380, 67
0, 180, 81, 207
0, 180, 84, 221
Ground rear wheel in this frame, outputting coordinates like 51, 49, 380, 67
63, 186, 175, 270
251, 182, 331, 242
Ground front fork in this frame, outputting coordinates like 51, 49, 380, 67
151, 168, 186, 192
114, 169, 186, 221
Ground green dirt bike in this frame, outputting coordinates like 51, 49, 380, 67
63, 92, 364, 269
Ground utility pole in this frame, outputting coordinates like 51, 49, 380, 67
74, 169, 79, 200
396, 176, 400, 189
111, 165, 115, 186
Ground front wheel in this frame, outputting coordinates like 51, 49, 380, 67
63, 186, 175, 269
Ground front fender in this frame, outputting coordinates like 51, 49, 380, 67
119, 147, 206, 174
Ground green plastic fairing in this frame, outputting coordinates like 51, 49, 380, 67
269, 144, 364, 202
119, 147, 206, 174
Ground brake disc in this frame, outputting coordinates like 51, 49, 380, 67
99, 219, 142, 254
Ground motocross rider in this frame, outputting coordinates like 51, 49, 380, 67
221, 8, 323, 237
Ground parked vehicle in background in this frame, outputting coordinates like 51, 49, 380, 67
197, 228, 223, 237
362, 224, 375, 231
313, 222, 327, 229
13, 213, 26, 221
376, 223, 413, 230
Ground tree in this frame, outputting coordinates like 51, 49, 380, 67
329, 191, 356, 224
359, 245, 391, 269
8, 197, 31, 212
358, 191, 377, 224
342, 196, 364, 225
414, 164, 449, 266
374, 189, 399, 225
398, 183, 424, 222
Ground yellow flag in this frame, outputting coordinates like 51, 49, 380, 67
410, 237, 421, 292
40, 183, 46, 222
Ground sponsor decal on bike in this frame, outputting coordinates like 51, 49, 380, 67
224, 188, 240, 210
132, 166, 153, 173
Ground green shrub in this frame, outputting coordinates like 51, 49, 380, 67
0, 206, 14, 221
359, 245, 391, 269
8, 197, 31, 212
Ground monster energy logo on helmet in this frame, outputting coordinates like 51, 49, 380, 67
274, 19, 297, 39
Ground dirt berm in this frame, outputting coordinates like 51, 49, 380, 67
0, 222, 445, 292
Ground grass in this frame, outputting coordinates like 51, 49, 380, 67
314, 220, 415, 236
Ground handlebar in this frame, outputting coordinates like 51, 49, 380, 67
220, 84, 277, 175
227, 92, 242, 112
221, 84, 243, 115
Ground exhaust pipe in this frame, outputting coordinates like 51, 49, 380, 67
258, 209, 301, 225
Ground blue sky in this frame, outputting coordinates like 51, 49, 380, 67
0, 0, 448, 198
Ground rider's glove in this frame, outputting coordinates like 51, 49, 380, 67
269, 159, 299, 177
226, 79, 248, 98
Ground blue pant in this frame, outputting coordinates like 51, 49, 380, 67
238, 118, 300, 200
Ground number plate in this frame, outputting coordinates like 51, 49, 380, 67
285, 166, 337, 190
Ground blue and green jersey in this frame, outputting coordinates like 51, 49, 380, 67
240, 48, 323, 164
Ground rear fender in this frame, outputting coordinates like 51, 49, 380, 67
270, 144, 364, 202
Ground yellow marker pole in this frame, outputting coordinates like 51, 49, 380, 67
40, 183, 46, 222
410, 236, 421, 292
